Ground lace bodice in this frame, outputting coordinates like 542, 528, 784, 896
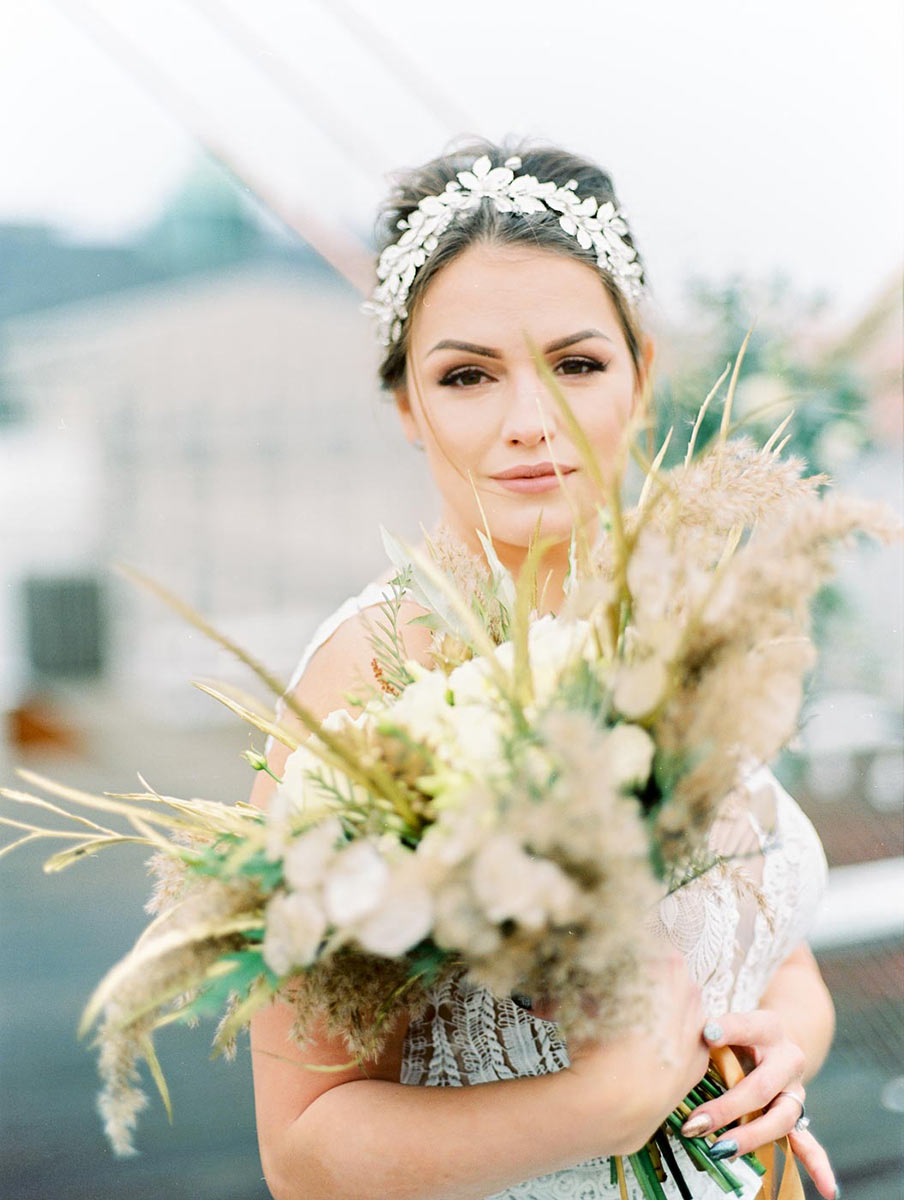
275, 583, 829, 1200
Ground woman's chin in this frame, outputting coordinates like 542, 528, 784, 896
482, 500, 583, 549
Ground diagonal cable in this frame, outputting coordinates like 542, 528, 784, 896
48, 0, 373, 292
186, 0, 387, 177
314, 0, 480, 135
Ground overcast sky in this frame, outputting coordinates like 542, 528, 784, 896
2, 0, 902, 326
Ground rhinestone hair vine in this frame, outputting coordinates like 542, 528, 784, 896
362, 154, 645, 347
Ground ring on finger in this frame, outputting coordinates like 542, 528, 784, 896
776, 1089, 809, 1132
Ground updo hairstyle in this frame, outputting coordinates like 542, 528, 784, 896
371, 136, 648, 393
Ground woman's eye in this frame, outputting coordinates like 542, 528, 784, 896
439, 357, 606, 387
556, 356, 606, 376
439, 366, 490, 387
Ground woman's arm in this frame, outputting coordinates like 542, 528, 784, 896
249, 604, 710, 1200
253, 944, 711, 1200
758, 940, 835, 1081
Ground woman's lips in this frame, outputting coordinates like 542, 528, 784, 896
490, 463, 577, 494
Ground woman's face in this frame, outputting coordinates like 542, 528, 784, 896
395, 241, 650, 555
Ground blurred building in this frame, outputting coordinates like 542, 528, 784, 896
0, 161, 432, 720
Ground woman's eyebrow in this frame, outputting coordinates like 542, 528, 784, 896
427, 329, 612, 358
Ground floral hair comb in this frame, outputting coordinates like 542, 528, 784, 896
362, 154, 645, 346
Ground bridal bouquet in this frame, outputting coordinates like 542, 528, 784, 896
2, 343, 899, 1196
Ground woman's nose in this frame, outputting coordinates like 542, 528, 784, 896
500, 372, 557, 446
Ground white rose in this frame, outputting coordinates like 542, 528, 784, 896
266, 743, 334, 860
355, 881, 434, 957
387, 667, 451, 743
262, 890, 327, 976
507, 615, 593, 703
320, 707, 374, 735
323, 840, 389, 925
282, 817, 343, 891
448, 655, 496, 705
440, 703, 503, 768
277, 745, 338, 821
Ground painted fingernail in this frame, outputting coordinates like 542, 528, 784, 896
681, 1113, 713, 1137
834, 1186, 842, 1199
703, 1020, 724, 1042
709, 1138, 739, 1161
511, 992, 533, 1011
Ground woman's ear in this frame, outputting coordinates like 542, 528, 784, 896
631, 336, 656, 415
640, 335, 656, 385
393, 386, 421, 447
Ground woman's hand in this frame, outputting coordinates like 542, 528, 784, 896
679, 1011, 838, 1200
567, 950, 711, 1153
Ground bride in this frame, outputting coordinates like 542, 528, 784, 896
248, 138, 839, 1200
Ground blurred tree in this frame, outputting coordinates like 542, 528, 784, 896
652, 274, 874, 477
651, 275, 881, 723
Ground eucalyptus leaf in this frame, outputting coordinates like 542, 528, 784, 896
475, 528, 517, 613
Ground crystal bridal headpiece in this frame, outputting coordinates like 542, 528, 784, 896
362, 153, 646, 347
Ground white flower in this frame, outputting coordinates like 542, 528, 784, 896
605, 723, 655, 790
442, 703, 502, 767
456, 154, 517, 197
320, 707, 373, 736
388, 656, 506, 772
323, 840, 389, 925
282, 817, 343, 891
387, 665, 451, 744
277, 745, 337, 819
266, 743, 337, 860
499, 614, 593, 703
355, 880, 433, 957
447, 655, 496, 705
262, 890, 327, 976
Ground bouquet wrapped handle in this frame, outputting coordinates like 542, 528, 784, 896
709, 1044, 804, 1200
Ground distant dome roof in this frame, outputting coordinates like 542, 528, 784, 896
143, 156, 266, 266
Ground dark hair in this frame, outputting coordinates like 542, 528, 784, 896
371, 135, 648, 393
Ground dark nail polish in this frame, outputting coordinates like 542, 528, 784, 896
709, 1138, 739, 1161
511, 992, 533, 1011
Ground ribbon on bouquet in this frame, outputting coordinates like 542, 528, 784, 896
709, 1045, 805, 1200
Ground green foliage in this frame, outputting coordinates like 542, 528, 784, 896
187, 836, 283, 892
654, 275, 873, 475
554, 659, 611, 723
178, 949, 275, 1024
368, 568, 417, 696
405, 939, 452, 987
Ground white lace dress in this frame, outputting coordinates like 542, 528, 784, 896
272, 583, 830, 1200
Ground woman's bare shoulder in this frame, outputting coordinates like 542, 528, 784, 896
289, 564, 432, 717
305, 587, 432, 693
252, 571, 432, 813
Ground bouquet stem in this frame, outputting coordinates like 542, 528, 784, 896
613, 1044, 806, 1200
612, 1047, 774, 1200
